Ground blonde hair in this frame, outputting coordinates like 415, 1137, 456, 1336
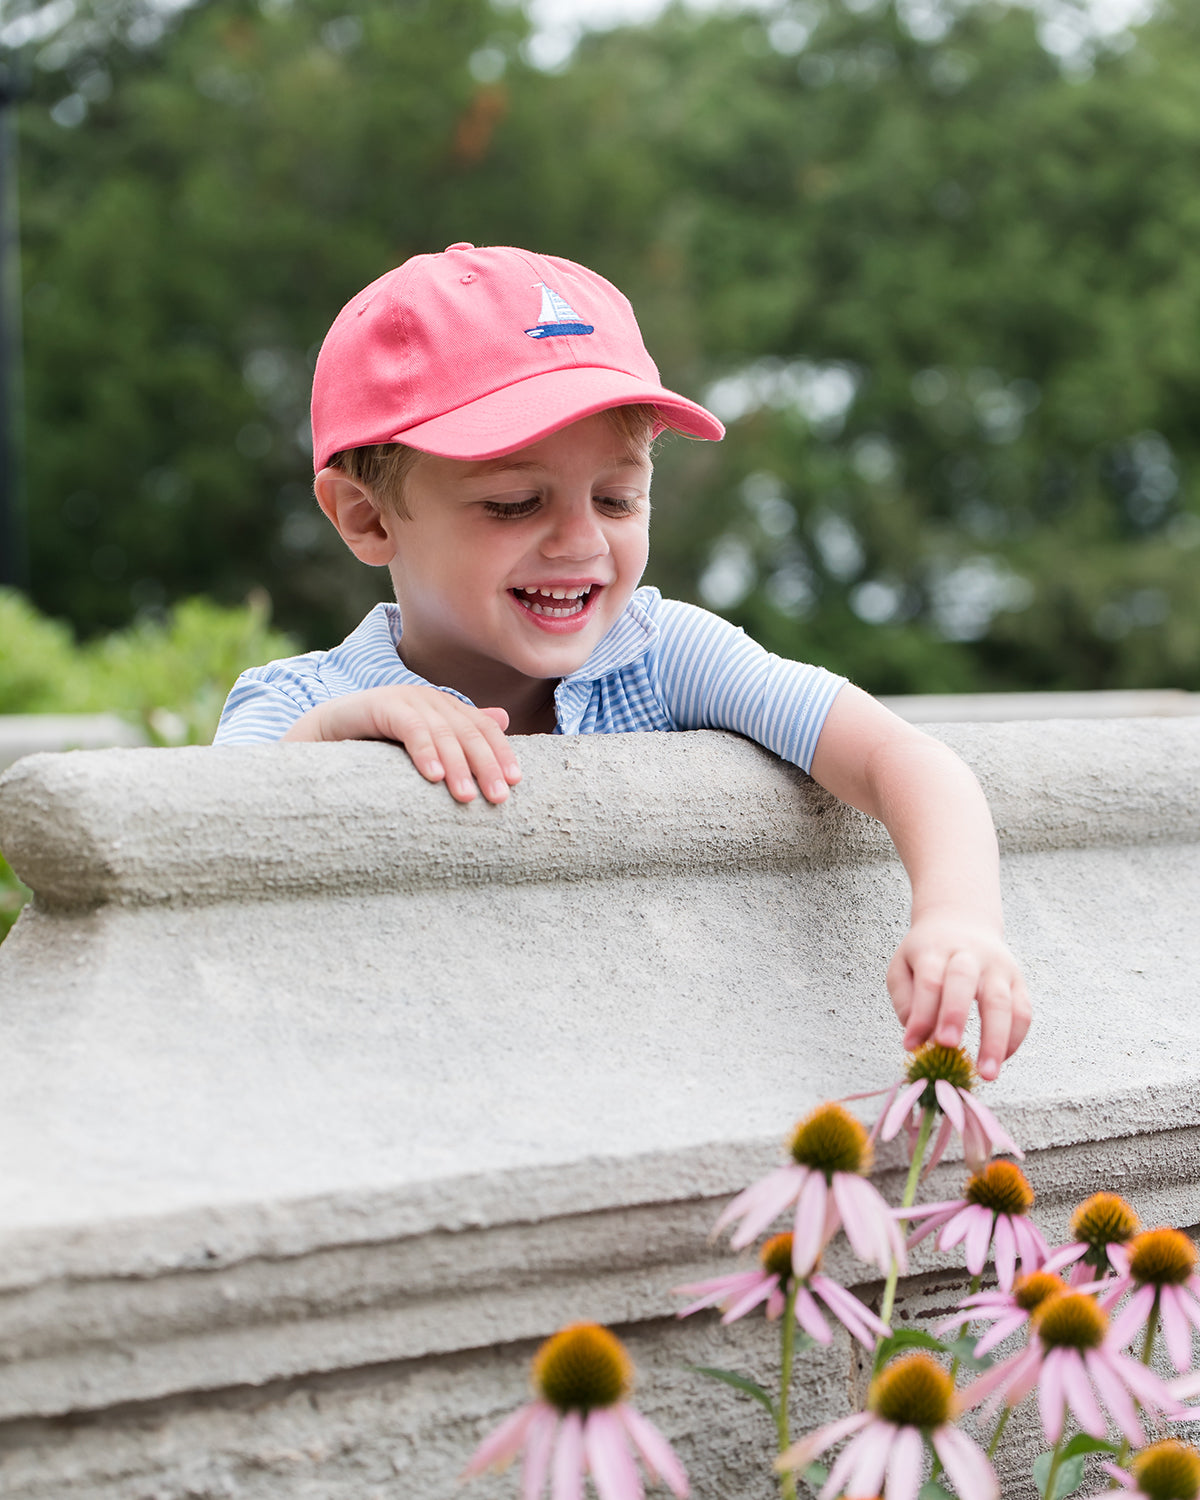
327, 403, 664, 517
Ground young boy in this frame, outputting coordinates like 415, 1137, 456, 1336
216, 243, 1031, 1081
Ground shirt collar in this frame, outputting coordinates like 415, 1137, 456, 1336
351, 592, 659, 695
559, 586, 660, 686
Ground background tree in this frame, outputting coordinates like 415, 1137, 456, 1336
11, 0, 1200, 692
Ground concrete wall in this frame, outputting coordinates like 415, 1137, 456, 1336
0, 724, 1198, 1498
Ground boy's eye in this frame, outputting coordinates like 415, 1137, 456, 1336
483, 497, 540, 519
595, 495, 642, 516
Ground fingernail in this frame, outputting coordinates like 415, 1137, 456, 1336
455, 780, 475, 799
428, 760, 444, 779
489, 781, 508, 802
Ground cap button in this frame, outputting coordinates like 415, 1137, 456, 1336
446, 242, 474, 252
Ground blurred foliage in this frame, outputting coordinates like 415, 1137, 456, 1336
0, 587, 295, 740
8, 0, 1200, 692
0, 850, 29, 943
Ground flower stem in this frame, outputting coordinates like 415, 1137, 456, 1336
1115, 1294, 1162, 1470
986, 1405, 1012, 1460
777, 1281, 799, 1500
876, 1106, 936, 1352
1044, 1431, 1067, 1500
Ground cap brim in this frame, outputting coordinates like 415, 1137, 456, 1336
388, 366, 724, 460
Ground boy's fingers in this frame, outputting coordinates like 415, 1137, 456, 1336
901, 954, 945, 1049
480, 706, 510, 731
469, 710, 522, 785
933, 952, 980, 1049
1006, 979, 1033, 1056
886, 952, 915, 1027
427, 718, 483, 801
453, 717, 518, 804
976, 976, 1013, 1082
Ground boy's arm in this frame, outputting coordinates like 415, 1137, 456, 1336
282, 686, 522, 805
809, 684, 1031, 1080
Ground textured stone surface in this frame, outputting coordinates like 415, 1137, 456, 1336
0, 723, 1198, 1497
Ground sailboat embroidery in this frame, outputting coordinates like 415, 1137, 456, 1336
524, 282, 594, 338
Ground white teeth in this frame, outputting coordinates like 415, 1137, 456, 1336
518, 585, 589, 601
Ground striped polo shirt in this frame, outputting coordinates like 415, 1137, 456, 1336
214, 586, 846, 773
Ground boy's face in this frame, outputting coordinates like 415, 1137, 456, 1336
384, 413, 652, 693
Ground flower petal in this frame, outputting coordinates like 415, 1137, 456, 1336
923, 1113, 956, 1177
1061, 1349, 1107, 1438
964, 1206, 996, 1275
550, 1411, 584, 1500
993, 1215, 1017, 1291
974, 1309, 1032, 1357
882, 1080, 927, 1141
794, 1286, 834, 1345
583, 1409, 642, 1500
834, 1173, 906, 1276
777, 1412, 872, 1473
885, 1424, 924, 1500
1108, 1283, 1157, 1351
792, 1168, 829, 1278
812, 1273, 890, 1347
932, 1425, 1000, 1500
1037, 1347, 1067, 1445
524, 1410, 558, 1500
846, 1418, 895, 1497
618, 1406, 689, 1499
961, 1092, 1024, 1159
463, 1402, 544, 1477
721, 1275, 779, 1325
1041, 1242, 1087, 1276
934, 1079, 967, 1134
1160, 1286, 1196, 1372
673, 1271, 765, 1318
1087, 1350, 1145, 1447
718, 1166, 805, 1249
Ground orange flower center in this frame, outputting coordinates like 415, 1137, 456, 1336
760, 1232, 795, 1281
963, 1160, 1035, 1217
789, 1102, 871, 1178
1128, 1229, 1197, 1289
532, 1324, 632, 1413
1013, 1271, 1066, 1313
869, 1354, 954, 1429
1034, 1292, 1107, 1351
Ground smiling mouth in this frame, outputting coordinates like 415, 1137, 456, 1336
511, 584, 596, 619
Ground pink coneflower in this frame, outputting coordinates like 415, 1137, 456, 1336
1085, 1440, 1200, 1499
1042, 1193, 1141, 1285
776, 1353, 998, 1500
868, 1043, 1023, 1175
905, 1160, 1048, 1290
463, 1323, 688, 1500
713, 1102, 906, 1280
938, 1270, 1067, 1357
1099, 1228, 1200, 1372
674, 1231, 890, 1350
957, 1291, 1184, 1447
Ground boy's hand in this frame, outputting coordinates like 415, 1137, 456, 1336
886, 911, 1032, 1083
281, 686, 521, 804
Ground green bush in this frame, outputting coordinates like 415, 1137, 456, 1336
0, 589, 297, 939
0, 588, 296, 743
0, 852, 30, 943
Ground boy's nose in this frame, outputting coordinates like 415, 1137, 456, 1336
540, 502, 609, 560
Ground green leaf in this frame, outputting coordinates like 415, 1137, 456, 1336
943, 1332, 995, 1373
684, 1364, 776, 1417
874, 1327, 949, 1366
918, 1482, 956, 1500
1032, 1440, 1114, 1500
1060, 1435, 1118, 1460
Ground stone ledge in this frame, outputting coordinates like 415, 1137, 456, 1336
2, 719, 1199, 908
0, 723, 1198, 1495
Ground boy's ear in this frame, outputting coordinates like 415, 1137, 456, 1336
313, 468, 398, 566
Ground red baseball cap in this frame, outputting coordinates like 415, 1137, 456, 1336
310, 243, 724, 470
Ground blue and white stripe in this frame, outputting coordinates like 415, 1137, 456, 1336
214, 586, 845, 773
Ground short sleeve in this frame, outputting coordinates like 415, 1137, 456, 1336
648, 598, 846, 773
213, 669, 322, 744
